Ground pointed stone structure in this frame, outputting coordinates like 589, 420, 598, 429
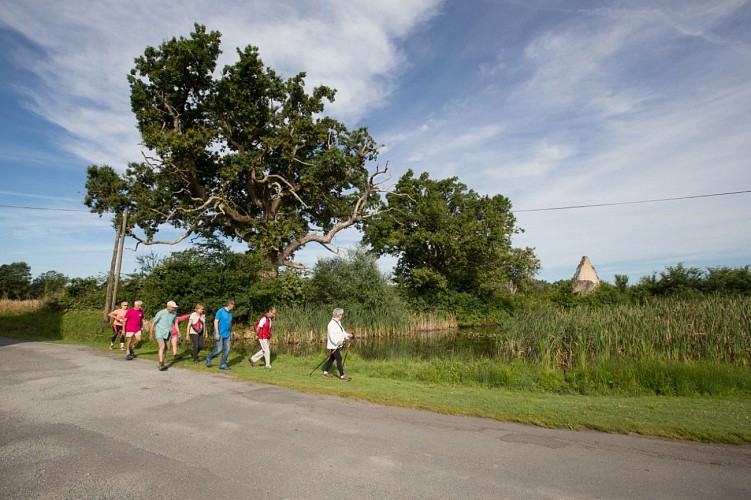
572, 256, 600, 295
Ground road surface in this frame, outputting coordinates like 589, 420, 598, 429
1, 337, 749, 499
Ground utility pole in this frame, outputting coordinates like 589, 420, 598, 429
103, 208, 128, 322
112, 207, 128, 309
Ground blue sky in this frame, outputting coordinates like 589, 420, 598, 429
1, 0, 750, 284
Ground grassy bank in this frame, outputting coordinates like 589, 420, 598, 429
2, 300, 750, 443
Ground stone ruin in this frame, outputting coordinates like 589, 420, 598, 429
572, 256, 600, 295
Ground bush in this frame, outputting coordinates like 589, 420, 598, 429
307, 248, 405, 312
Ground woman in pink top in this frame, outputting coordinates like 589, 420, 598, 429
107, 301, 128, 350
169, 312, 191, 360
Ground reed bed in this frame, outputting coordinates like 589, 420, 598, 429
495, 295, 751, 368
271, 305, 457, 344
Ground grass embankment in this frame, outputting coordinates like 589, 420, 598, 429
1, 299, 750, 444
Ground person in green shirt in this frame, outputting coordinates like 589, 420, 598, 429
150, 300, 178, 371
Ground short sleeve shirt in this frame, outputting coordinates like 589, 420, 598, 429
215, 307, 233, 339
124, 308, 144, 333
152, 308, 176, 340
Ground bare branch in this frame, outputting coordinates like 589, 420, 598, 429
127, 228, 193, 249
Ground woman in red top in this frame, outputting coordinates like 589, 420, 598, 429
249, 306, 276, 368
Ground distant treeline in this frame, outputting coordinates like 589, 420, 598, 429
2, 249, 750, 327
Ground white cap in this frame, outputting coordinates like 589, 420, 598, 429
167, 301, 178, 308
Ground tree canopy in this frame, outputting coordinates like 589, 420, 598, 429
0, 262, 32, 300
363, 170, 540, 297
85, 24, 386, 271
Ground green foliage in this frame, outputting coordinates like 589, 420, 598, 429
0, 262, 32, 299
275, 269, 308, 307
57, 276, 107, 310
632, 263, 751, 297
364, 170, 540, 301
135, 243, 271, 320
614, 274, 629, 291
29, 271, 69, 298
643, 262, 704, 296
307, 248, 402, 311
704, 265, 751, 294
85, 23, 385, 270
84, 165, 129, 218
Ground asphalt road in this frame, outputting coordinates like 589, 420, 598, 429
1, 337, 749, 499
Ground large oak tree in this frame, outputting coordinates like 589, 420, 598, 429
86, 24, 386, 272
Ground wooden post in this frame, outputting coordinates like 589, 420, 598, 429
111, 207, 128, 307
103, 223, 119, 322
102, 208, 128, 322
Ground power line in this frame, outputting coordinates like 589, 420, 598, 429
1, 189, 750, 214
0, 203, 89, 212
514, 190, 751, 213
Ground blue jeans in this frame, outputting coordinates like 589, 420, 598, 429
207, 337, 231, 367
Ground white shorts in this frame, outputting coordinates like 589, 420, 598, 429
125, 330, 142, 339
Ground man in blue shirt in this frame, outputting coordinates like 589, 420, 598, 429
206, 299, 235, 370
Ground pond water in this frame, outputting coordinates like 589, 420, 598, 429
274, 328, 506, 361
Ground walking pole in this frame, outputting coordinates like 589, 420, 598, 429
341, 340, 350, 371
309, 346, 338, 376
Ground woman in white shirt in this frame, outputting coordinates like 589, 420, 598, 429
322, 308, 353, 381
186, 304, 207, 363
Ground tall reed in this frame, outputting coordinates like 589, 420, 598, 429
496, 295, 751, 368
270, 304, 457, 345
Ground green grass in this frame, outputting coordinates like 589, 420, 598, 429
2, 302, 750, 444
169, 351, 751, 444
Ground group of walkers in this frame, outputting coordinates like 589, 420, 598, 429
107, 300, 353, 380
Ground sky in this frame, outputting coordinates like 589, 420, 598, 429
1, 0, 750, 285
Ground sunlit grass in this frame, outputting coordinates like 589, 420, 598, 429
0, 298, 47, 315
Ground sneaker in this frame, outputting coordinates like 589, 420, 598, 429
219, 365, 230, 371
120, 345, 126, 351
340, 375, 352, 382
173, 353, 182, 360
248, 359, 257, 367
193, 358, 200, 364
109, 344, 114, 350
158, 364, 168, 371
205, 358, 212, 368
126, 353, 134, 360
322, 372, 332, 378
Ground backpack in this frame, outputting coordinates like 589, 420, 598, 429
254, 315, 270, 337
191, 317, 204, 334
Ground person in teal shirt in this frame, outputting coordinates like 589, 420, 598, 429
206, 299, 234, 370
150, 300, 178, 371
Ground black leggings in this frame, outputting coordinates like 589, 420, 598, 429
323, 349, 344, 376
110, 325, 124, 344
190, 333, 205, 360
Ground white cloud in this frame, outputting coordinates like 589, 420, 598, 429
1, 0, 442, 170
